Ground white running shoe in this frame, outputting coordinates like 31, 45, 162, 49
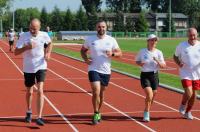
184, 112, 193, 120
179, 104, 185, 115
143, 111, 150, 122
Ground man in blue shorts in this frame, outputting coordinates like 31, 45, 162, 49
14, 18, 52, 126
80, 20, 122, 125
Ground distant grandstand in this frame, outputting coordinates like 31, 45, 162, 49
57, 31, 112, 40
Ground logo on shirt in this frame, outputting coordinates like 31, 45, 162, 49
91, 43, 95, 46
106, 43, 110, 46
144, 55, 148, 60
184, 50, 188, 54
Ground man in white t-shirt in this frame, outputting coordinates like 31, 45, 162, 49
8, 28, 16, 52
14, 18, 53, 126
136, 34, 166, 122
80, 20, 122, 125
174, 28, 200, 120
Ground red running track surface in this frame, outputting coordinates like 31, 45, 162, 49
0, 40, 200, 132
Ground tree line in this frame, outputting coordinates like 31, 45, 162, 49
1, 0, 200, 32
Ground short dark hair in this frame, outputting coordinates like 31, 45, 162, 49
96, 20, 107, 27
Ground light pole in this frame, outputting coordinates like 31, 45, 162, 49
169, 0, 171, 38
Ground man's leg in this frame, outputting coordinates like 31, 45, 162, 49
179, 87, 193, 113
37, 82, 44, 118
26, 86, 34, 111
90, 81, 101, 113
25, 86, 34, 123
98, 85, 106, 112
90, 81, 101, 124
35, 81, 45, 126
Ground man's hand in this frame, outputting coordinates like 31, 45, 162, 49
85, 58, 92, 65
105, 50, 113, 57
45, 52, 51, 61
25, 42, 37, 50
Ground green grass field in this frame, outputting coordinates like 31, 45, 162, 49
54, 38, 185, 58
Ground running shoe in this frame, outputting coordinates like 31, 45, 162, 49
98, 113, 101, 122
92, 113, 101, 125
25, 112, 32, 123
179, 104, 185, 115
36, 118, 45, 126
143, 111, 150, 122
184, 112, 193, 120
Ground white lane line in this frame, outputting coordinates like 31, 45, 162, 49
48, 68, 156, 132
1, 109, 200, 119
51, 57, 200, 121
0, 48, 79, 132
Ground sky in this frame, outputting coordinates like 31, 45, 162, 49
12, 0, 106, 12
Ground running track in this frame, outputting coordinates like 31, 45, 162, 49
54, 44, 179, 75
0, 40, 199, 131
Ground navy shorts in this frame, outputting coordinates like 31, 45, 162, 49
88, 71, 111, 86
140, 72, 159, 90
24, 70, 47, 87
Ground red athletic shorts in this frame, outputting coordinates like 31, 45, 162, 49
181, 79, 200, 90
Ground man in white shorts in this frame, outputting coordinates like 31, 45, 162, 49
80, 20, 122, 125
174, 28, 200, 120
15, 18, 52, 125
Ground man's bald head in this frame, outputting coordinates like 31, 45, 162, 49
187, 28, 198, 41
29, 18, 41, 36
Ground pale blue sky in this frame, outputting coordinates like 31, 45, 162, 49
12, 0, 106, 12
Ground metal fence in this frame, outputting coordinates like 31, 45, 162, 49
112, 31, 187, 38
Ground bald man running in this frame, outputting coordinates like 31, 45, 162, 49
15, 18, 53, 125
174, 28, 200, 120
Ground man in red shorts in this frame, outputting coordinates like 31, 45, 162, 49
174, 28, 200, 120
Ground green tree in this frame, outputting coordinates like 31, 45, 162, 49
144, 0, 167, 13
135, 11, 149, 32
40, 7, 49, 30
76, 6, 88, 30
113, 12, 125, 31
15, 9, 29, 31
81, 0, 101, 30
106, 0, 141, 13
0, 0, 12, 32
50, 6, 63, 31
26, 8, 40, 21
63, 8, 73, 30
81, 0, 102, 13
0, 0, 12, 16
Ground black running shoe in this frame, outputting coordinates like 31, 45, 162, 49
36, 118, 45, 126
25, 112, 32, 123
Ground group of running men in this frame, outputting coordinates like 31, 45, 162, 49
6, 18, 200, 126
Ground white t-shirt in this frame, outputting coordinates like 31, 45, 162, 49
136, 48, 165, 72
8, 32, 15, 41
83, 35, 119, 74
16, 31, 51, 73
175, 41, 200, 80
